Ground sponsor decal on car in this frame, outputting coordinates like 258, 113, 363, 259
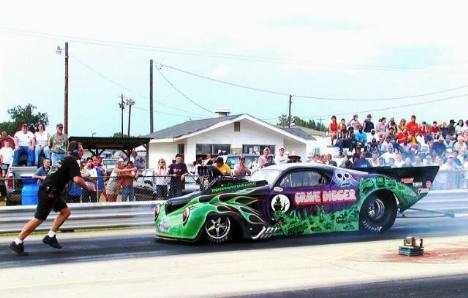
157, 219, 170, 233
294, 189, 357, 206
211, 181, 257, 193
400, 177, 414, 184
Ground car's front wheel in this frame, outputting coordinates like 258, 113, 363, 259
203, 215, 232, 244
359, 193, 397, 233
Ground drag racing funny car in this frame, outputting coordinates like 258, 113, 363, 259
154, 164, 439, 243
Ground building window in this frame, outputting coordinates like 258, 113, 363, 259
242, 144, 275, 155
234, 121, 240, 132
177, 144, 185, 155
196, 144, 231, 156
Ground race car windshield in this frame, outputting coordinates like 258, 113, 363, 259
251, 168, 282, 186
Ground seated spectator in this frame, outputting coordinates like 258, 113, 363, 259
388, 157, 396, 168
402, 157, 413, 167
376, 117, 386, 133
448, 119, 456, 136
339, 154, 353, 168
366, 138, 380, 157
337, 127, 355, 156
348, 114, 361, 131
369, 152, 379, 167
445, 134, 455, 149
378, 157, 386, 167
455, 120, 464, 136
398, 118, 407, 133
324, 153, 337, 166
396, 129, 408, 144
423, 155, 434, 166
387, 117, 398, 132
453, 136, 467, 156
394, 154, 405, 168
406, 115, 419, 138
380, 136, 393, 153
431, 136, 447, 156
0, 140, 13, 176
0, 131, 15, 149
258, 147, 272, 169
429, 121, 440, 136
337, 118, 347, 138
233, 156, 251, 177
34, 123, 51, 166
32, 158, 51, 185
420, 121, 428, 137
352, 152, 371, 168
328, 116, 338, 146
413, 156, 423, 167
381, 146, 397, 165
12, 123, 35, 166
354, 126, 367, 147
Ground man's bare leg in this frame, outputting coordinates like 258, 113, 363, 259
18, 218, 44, 240
50, 207, 71, 232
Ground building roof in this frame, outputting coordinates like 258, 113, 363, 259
147, 114, 241, 139
280, 127, 316, 140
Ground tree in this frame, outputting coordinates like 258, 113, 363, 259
0, 104, 49, 135
113, 132, 129, 138
277, 114, 289, 127
276, 114, 327, 132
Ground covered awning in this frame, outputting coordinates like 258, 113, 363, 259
68, 136, 150, 158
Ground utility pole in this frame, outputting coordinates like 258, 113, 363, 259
317, 117, 325, 130
288, 95, 292, 128
64, 42, 69, 135
119, 94, 125, 137
150, 59, 154, 133
126, 98, 135, 137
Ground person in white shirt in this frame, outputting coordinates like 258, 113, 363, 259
34, 123, 51, 166
380, 146, 397, 165
155, 159, 169, 199
0, 140, 14, 176
274, 146, 289, 164
13, 123, 35, 166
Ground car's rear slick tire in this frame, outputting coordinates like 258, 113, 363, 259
203, 215, 232, 244
359, 192, 397, 233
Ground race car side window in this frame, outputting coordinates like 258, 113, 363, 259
279, 171, 328, 188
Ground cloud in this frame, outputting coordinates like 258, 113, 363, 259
210, 64, 230, 79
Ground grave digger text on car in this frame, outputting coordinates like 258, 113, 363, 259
154, 164, 439, 243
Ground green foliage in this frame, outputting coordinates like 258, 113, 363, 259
0, 104, 49, 135
113, 132, 129, 138
280, 115, 327, 132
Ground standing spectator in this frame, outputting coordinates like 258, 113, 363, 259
275, 146, 288, 164
348, 114, 361, 131
375, 117, 386, 133
233, 156, 251, 177
12, 123, 35, 166
386, 117, 398, 133
406, 115, 419, 138
34, 123, 51, 166
0, 140, 14, 176
121, 161, 138, 202
257, 147, 271, 169
155, 159, 169, 199
398, 118, 407, 133
32, 158, 51, 186
105, 159, 125, 202
168, 154, 188, 198
328, 116, 338, 145
215, 157, 232, 176
49, 123, 68, 166
93, 157, 106, 201
81, 158, 98, 203
362, 114, 374, 133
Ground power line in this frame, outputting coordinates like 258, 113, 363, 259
0, 26, 458, 73
70, 54, 207, 116
159, 62, 468, 102
155, 66, 214, 113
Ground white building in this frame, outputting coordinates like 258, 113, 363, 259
147, 113, 325, 166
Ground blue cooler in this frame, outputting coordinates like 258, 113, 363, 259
21, 176, 39, 205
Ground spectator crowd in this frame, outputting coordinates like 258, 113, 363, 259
328, 114, 468, 189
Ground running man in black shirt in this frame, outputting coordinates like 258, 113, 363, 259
9, 141, 94, 256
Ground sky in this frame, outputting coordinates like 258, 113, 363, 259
0, 0, 467, 137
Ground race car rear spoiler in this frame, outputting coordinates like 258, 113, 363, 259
357, 166, 439, 197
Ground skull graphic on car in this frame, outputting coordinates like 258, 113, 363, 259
333, 170, 357, 188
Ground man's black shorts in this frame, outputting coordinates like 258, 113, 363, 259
34, 189, 68, 220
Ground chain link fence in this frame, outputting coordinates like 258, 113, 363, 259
0, 173, 200, 206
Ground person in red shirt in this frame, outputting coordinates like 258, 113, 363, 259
328, 115, 338, 146
396, 129, 408, 144
406, 115, 419, 137
429, 121, 440, 136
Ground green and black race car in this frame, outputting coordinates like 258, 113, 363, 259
154, 164, 439, 243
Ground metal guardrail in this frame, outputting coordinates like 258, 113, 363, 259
0, 201, 162, 233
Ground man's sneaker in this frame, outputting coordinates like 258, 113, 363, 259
42, 235, 62, 249
9, 241, 28, 256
